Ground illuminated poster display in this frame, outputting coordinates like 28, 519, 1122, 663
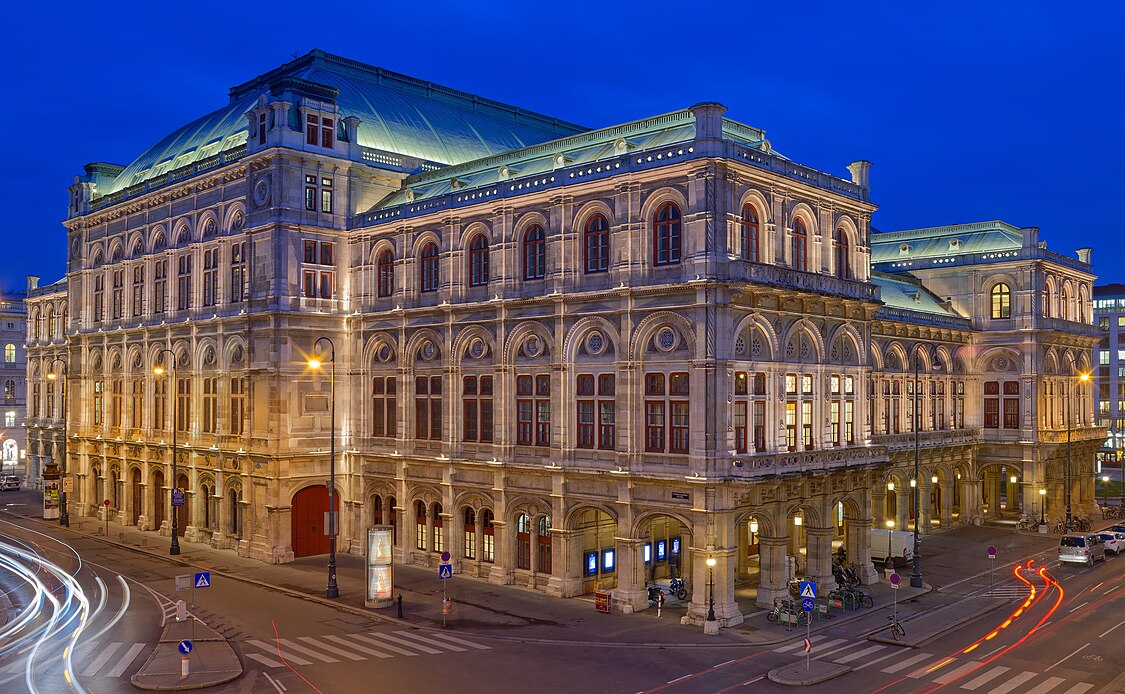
365, 526, 394, 608
43, 480, 60, 520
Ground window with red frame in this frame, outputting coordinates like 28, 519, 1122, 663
468, 235, 489, 287
516, 374, 550, 446
462, 375, 494, 443
645, 372, 689, 453
653, 202, 682, 266
741, 204, 759, 261
537, 516, 552, 574
305, 113, 334, 148
516, 514, 531, 570
372, 376, 396, 437
415, 375, 442, 440
420, 243, 439, 293
792, 218, 808, 271
584, 214, 609, 273
577, 373, 615, 449
1002, 381, 1020, 428
834, 228, 850, 279
984, 381, 1000, 428
377, 250, 394, 297
523, 225, 545, 280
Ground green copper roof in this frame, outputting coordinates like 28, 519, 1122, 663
100, 50, 587, 195
870, 271, 964, 319
870, 220, 1024, 265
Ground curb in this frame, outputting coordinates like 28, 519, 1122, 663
768, 662, 852, 686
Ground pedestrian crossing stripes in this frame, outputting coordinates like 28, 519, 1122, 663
770, 638, 1094, 693
0, 641, 151, 678
243, 629, 490, 668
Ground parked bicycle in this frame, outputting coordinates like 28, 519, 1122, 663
1016, 516, 1040, 532
766, 598, 809, 626
887, 614, 905, 640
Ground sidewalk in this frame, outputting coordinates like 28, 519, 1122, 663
131, 620, 242, 691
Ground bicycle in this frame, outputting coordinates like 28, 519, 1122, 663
766, 598, 809, 626
1017, 517, 1039, 532
887, 614, 905, 640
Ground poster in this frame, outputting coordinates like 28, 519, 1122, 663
365, 526, 394, 607
43, 480, 60, 520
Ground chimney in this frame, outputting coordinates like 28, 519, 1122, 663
26, 276, 39, 292
1077, 247, 1093, 264
847, 160, 872, 189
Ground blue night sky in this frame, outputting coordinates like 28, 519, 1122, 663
5, 1, 1123, 292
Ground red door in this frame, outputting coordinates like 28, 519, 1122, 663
292, 486, 338, 557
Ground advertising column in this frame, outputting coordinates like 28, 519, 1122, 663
366, 526, 394, 608
42, 458, 60, 520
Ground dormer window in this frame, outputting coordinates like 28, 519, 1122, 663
306, 113, 334, 148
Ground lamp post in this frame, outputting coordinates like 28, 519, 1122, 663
308, 337, 339, 599
154, 349, 180, 556
1039, 487, 1046, 525
46, 358, 68, 527
909, 345, 931, 588
1102, 475, 1109, 508
885, 519, 894, 564
705, 556, 716, 622
1065, 372, 1090, 533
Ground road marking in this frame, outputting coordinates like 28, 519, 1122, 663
106, 643, 146, 678
1045, 642, 1089, 671
352, 633, 418, 656
988, 671, 1037, 694
908, 657, 953, 679
262, 671, 286, 692
1068, 602, 1088, 612
1023, 676, 1066, 694
1099, 618, 1125, 638
773, 635, 831, 653
246, 639, 313, 666
1061, 683, 1093, 694
852, 650, 901, 670
391, 630, 467, 652
881, 652, 932, 673
833, 644, 887, 664
246, 653, 285, 668
322, 634, 392, 658
1104, 588, 1115, 595
422, 631, 491, 650
667, 674, 691, 684
959, 665, 1008, 690
295, 637, 364, 661
712, 660, 736, 668
818, 640, 862, 659
933, 660, 982, 684
740, 675, 763, 686
81, 641, 121, 676
275, 638, 339, 663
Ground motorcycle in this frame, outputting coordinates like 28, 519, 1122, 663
668, 576, 688, 600
647, 583, 665, 606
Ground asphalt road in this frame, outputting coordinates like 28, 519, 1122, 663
0, 491, 1122, 694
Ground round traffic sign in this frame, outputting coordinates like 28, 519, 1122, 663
801, 597, 815, 611
987, 545, 997, 558
441, 551, 451, 562
889, 572, 900, 585
178, 640, 193, 655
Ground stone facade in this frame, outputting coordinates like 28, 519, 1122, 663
26, 51, 1102, 629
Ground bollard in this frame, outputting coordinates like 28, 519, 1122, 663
397, 594, 403, 619
657, 593, 664, 618
175, 600, 187, 622
181, 655, 189, 678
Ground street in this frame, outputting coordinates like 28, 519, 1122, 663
1, 488, 1123, 694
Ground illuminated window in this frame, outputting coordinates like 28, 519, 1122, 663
990, 283, 1011, 319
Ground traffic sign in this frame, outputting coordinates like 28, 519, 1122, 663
441, 551, 451, 562
438, 563, 452, 579
171, 488, 185, 507
175, 574, 192, 591
798, 581, 817, 599
801, 597, 815, 612
890, 572, 900, 589
194, 571, 211, 589
178, 640, 193, 655
803, 638, 811, 654
987, 545, 997, 558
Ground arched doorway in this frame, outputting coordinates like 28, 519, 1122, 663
571, 507, 616, 593
131, 469, 141, 526
152, 469, 165, 532
292, 485, 339, 557
175, 473, 189, 537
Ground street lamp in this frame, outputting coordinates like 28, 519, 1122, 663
154, 349, 180, 556
705, 556, 717, 622
1065, 372, 1090, 532
308, 337, 340, 599
885, 519, 895, 564
1039, 487, 1046, 525
1102, 475, 1110, 508
909, 344, 934, 589
46, 358, 68, 527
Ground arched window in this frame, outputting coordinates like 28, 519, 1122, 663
653, 202, 682, 266
834, 229, 850, 279
4, 380, 14, 399
468, 235, 489, 287
420, 243, 439, 293
377, 250, 394, 298
740, 204, 759, 261
537, 516, 552, 574
431, 502, 444, 553
584, 215, 609, 273
792, 218, 808, 271
516, 513, 531, 569
3, 344, 14, 363
990, 283, 1011, 319
482, 509, 495, 562
1043, 286, 1052, 318
522, 225, 545, 280
463, 507, 476, 560
415, 499, 428, 550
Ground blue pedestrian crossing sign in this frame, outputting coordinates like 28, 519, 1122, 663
178, 640, 192, 655
799, 581, 817, 599
438, 563, 453, 579
801, 597, 815, 612
194, 571, 211, 589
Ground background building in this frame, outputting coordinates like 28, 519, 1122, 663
0, 289, 27, 483
1094, 283, 1125, 502
28, 51, 1102, 628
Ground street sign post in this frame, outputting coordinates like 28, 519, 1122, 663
889, 572, 900, 589
890, 572, 900, 622
178, 640, 192, 678
799, 585, 816, 671
175, 574, 192, 591
987, 546, 997, 595
178, 640, 193, 655
439, 551, 453, 627
798, 581, 817, 599
194, 572, 210, 588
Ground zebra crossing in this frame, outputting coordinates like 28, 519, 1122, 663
772, 636, 1094, 693
242, 628, 491, 668
0, 640, 150, 678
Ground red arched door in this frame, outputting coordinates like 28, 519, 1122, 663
292, 486, 338, 557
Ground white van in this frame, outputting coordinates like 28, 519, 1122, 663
1058, 534, 1106, 566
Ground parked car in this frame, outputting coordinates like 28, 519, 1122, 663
1059, 534, 1106, 566
1113, 524, 1125, 534
1095, 532, 1123, 555
0, 475, 20, 491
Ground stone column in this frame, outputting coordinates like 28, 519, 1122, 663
895, 489, 909, 532
846, 517, 879, 585
963, 480, 984, 524
805, 526, 835, 589
871, 487, 886, 525
755, 536, 789, 608
1005, 477, 1019, 512
614, 538, 646, 613
919, 480, 933, 535
488, 520, 513, 585
940, 481, 954, 527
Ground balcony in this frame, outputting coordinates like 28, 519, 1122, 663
871, 428, 980, 452
728, 260, 879, 302
1036, 317, 1102, 338
727, 444, 889, 480
1038, 427, 1108, 445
